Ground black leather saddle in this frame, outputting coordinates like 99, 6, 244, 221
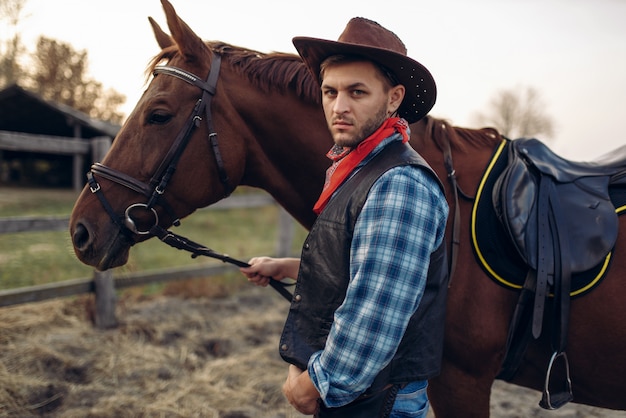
494, 138, 623, 281
490, 138, 626, 409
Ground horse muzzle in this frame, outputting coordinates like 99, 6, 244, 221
71, 217, 133, 270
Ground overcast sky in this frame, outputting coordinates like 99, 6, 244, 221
14, 0, 626, 160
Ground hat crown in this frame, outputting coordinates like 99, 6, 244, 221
338, 18, 407, 57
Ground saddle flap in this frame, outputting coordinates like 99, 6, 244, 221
492, 149, 538, 268
493, 139, 619, 274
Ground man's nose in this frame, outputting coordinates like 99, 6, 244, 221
332, 92, 350, 114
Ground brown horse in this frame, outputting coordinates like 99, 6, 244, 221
69, 1, 626, 416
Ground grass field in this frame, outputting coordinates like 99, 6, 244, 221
0, 187, 306, 292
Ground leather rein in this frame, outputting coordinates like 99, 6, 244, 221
87, 52, 293, 301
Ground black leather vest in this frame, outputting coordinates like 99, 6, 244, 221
279, 141, 449, 384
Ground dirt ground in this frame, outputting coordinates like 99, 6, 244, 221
1, 284, 625, 418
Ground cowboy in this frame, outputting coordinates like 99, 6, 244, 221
241, 17, 449, 417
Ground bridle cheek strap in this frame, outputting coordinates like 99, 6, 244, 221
198, 55, 232, 195
150, 53, 234, 202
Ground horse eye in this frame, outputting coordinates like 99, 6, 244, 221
148, 112, 172, 125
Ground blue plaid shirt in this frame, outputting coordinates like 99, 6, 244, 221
307, 133, 449, 407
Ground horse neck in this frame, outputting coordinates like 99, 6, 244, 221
227, 80, 331, 229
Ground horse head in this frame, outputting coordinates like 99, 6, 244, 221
70, 0, 253, 270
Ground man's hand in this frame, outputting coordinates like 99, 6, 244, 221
282, 364, 320, 415
239, 257, 300, 287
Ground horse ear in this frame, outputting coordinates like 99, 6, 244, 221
148, 17, 174, 49
160, 0, 210, 62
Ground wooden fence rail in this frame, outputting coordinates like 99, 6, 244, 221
0, 131, 103, 191
0, 215, 69, 234
0, 194, 294, 328
0, 193, 276, 234
0, 266, 240, 308
1, 132, 296, 327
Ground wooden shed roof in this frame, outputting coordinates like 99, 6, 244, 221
0, 84, 120, 139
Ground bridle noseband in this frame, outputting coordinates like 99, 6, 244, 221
87, 53, 232, 237
85, 53, 294, 302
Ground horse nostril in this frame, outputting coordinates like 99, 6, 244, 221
73, 221, 93, 252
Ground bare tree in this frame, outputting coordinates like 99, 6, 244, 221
0, 0, 28, 87
23, 36, 126, 124
472, 85, 555, 141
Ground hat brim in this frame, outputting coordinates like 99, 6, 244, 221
293, 36, 436, 123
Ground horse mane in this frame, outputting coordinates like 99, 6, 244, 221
147, 43, 503, 152
148, 41, 321, 105
421, 115, 504, 153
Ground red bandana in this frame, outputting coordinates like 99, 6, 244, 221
313, 117, 409, 215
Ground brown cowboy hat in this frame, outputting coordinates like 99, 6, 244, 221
293, 17, 436, 124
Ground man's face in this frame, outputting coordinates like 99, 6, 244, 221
321, 61, 404, 148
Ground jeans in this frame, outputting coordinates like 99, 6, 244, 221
389, 380, 429, 418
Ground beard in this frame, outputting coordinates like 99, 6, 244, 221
332, 104, 389, 148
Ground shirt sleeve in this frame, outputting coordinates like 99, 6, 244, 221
308, 165, 449, 407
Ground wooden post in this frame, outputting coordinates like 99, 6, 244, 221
93, 270, 118, 328
72, 153, 84, 192
0, 150, 6, 183
275, 207, 294, 257
91, 136, 112, 163
90, 136, 117, 328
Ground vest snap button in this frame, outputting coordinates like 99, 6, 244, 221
280, 344, 288, 351
294, 294, 302, 302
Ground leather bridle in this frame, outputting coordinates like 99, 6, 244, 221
87, 53, 232, 237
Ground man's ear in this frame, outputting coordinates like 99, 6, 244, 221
389, 84, 406, 114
